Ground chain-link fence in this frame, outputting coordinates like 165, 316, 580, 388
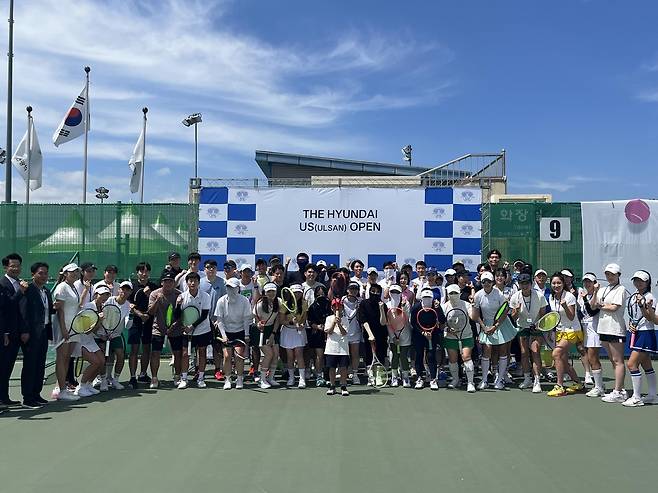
482, 202, 583, 280
0, 202, 194, 279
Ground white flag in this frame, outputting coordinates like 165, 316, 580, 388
129, 127, 144, 193
12, 121, 43, 191
52, 86, 88, 146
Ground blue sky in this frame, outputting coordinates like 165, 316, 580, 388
1, 0, 657, 203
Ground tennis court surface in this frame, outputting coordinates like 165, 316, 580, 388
1, 362, 654, 493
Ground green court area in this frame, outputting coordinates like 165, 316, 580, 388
1, 362, 654, 493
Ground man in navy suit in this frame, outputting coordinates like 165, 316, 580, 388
18, 262, 53, 408
0, 253, 29, 408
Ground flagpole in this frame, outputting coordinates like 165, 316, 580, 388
82, 66, 90, 204
4, 0, 14, 203
25, 106, 32, 204
140, 107, 147, 203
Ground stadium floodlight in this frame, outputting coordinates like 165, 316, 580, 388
95, 186, 109, 203
182, 113, 202, 178
402, 145, 412, 165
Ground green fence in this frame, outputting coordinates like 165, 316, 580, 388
482, 202, 583, 280
0, 202, 196, 279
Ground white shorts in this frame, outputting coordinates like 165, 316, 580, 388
72, 333, 101, 357
280, 325, 307, 349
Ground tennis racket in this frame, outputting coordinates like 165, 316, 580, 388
100, 304, 122, 382
255, 300, 277, 347
493, 300, 510, 325
74, 356, 85, 379
387, 307, 407, 354
445, 307, 468, 352
417, 307, 438, 350
534, 311, 560, 332
627, 292, 646, 347
54, 308, 100, 349
182, 305, 201, 355
226, 339, 248, 360
280, 287, 297, 313
369, 349, 389, 388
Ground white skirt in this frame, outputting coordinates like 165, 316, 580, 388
584, 322, 601, 348
72, 333, 101, 357
280, 325, 307, 349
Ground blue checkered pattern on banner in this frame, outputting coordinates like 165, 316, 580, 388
424, 187, 482, 272
198, 186, 481, 274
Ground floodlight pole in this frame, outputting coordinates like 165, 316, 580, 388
4, 0, 14, 203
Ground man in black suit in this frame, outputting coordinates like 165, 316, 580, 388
18, 262, 52, 408
0, 253, 29, 407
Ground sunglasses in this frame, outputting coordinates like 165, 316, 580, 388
481, 279, 493, 284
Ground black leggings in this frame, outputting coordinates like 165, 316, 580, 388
412, 330, 442, 379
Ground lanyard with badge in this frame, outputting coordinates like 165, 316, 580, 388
522, 293, 533, 326
600, 283, 619, 304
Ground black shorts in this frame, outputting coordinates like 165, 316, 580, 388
225, 331, 245, 343
152, 335, 165, 352
599, 333, 626, 344
306, 327, 327, 349
325, 354, 350, 368
191, 331, 212, 348
169, 335, 184, 352
128, 324, 152, 345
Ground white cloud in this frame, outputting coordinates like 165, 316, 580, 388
156, 167, 172, 177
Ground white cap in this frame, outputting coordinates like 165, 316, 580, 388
61, 263, 80, 273
445, 268, 457, 276
119, 280, 133, 289
582, 273, 597, 282
389, 284, 402, 293
631, 270, 650, 282
446, 284, 461, 295
263, 282, 278, 292
317, 260, 327, 267
420, 288, 434, 298
604, 263, 621, 275
367, 267, 378, 275
95, 285, 111, 296
290, 284, 303, 293
240, 263, 253, 272
226, 277, 240, 288
480, 271, 494, 282
534, 269, 547, 277
560, 269, 574, 277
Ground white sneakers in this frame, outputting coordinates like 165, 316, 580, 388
601, 389, 627, 403
352, 373, 361, 385
223, 379, 232, 390
532, 381, 543, 394
586, 387, 605, 398
109, 378, 124, 390
584, 372, 594, 385
494, 380, 506, 390
99, 378, 109, 392
402, 376, 411, 388
641, 394, 658, 405
429, 379, 439, 391
260, 379, 271, 389
236, 376, 244, 389
287, 373, 295, 387
149, 379, 159, 389
467, 383, 476, 393
177, 379, 188, 390
447, 378, 459, 389
519, 376, 533, 389
75, 383, 95, 397
478, 380, 488, 391
298, 378, 306, 389
415, 379, 424, 389
197, 379, 207, 389
54, 387, 80, 401
391, 376, 399, 387
622, 396, 644, 407
268, 373, 280, 387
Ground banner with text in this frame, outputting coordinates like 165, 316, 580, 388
198, 187, 482, 272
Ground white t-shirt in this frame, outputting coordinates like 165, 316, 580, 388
102, 297, 132, 339
178, 270, 207, 292
496, 284, 517, 301
510, 290, 548, 329
53, 282, 81, 341
596, 284, 627, 336
627, 292, 655, 332
214, 294, 252, 334
179, 289, 212, 335
93, 280, 119, 296
302, 281, 322, 306
239, 279, 257, 304
548, 291, 579, 331
324, 314, 349, 355
577, 290, 598, 333
473, 288, 506, 326
342, 297, 361, 341
441, 299, 473, 340
386, 298, 412, 346
253, 299, 279, 327
74, 280, 95, 304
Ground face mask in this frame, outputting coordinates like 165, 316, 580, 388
421, 297, 432, 308
448, 293, 460, 302
297, 259, 308, 269
369, 291, 381, 302
390, 292, 401, 306
227, 286, 239, 298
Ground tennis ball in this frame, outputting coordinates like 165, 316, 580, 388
624, 199, 651, 224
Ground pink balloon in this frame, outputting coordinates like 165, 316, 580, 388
625, 199, 651, 224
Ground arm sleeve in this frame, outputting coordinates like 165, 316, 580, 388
192, 310, 209, 328
583, 298, 600, 316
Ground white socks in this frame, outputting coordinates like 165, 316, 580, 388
592, 368, 604, 390
497, 356, 508, 384
630, 370, 642, 398
464, 360, 474, 384
481, 357, 490, 380
449, 362, 459, 383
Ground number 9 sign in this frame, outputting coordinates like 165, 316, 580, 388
539, 217, 571, 241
